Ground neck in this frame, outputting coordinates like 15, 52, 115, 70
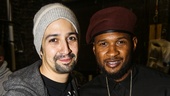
115, 69, 132, 82
106, 70, 133, 96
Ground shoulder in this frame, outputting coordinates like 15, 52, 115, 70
133, 64, 170, 95
134, 64, 170, 84
79, 74, 118, 96
10, 60, 41, 78
3, 60, 46, 95
79, 74, 106, 95
81, 74, 105, 88
135, 64, 170, 78
7, 60, 42, 81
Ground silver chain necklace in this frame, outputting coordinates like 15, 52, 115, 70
105, 71, 132, 96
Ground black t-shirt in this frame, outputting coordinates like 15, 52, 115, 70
41, 75, 76, 96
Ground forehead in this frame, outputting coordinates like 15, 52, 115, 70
44, 19, 76, 34
94, 32, 131, 41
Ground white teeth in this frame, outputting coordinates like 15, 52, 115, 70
106, 60, 121, 67
108, 61, 117, 65
108, 60, 120, 64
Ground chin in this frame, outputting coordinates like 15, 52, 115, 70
101, 64, 132, 80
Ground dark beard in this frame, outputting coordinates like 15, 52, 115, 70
101, 51, 134, 80
54, 60, 76, 74
53, 53, 76, 74
101, 60, 133, 80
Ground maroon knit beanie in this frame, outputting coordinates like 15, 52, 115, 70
86, 6, 137, 44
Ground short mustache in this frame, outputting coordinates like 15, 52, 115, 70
54, 53, 75, 60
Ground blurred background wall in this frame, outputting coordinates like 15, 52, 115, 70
0, 0, 170, 79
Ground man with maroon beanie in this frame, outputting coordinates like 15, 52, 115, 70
79, 6, 170, 96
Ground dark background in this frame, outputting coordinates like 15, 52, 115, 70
0, 0, 170, 80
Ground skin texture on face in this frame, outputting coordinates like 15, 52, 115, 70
93, 32, 137, 81
40, 19, 79, 83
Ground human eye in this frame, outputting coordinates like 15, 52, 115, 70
68, 35, 77, 42
98, 41, 107, 47
49, 38, 58, 43
116, 39, 127, 46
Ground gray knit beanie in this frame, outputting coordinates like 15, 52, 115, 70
33, 3, 80, 58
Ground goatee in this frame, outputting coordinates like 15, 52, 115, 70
53, 53, 76, 74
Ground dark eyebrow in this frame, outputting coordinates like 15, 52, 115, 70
96, 39, 106, 44
117, 35, 131, 40
45, 32, 78, 40
96, 36, 130, 44
117, 36, 129, 40
67, 32, 79, 39
68, 32, 78, 36
45, 34, 59, 40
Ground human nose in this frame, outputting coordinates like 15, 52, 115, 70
60, 40, 72, 54
106, 45, 119, 57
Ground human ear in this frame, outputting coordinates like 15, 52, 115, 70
132, 36, 137, 51
93, 43, 96, 55
39, 46, 43, 58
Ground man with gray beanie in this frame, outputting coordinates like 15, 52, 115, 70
3, 3, 80, 96
79, 6, 170, 96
